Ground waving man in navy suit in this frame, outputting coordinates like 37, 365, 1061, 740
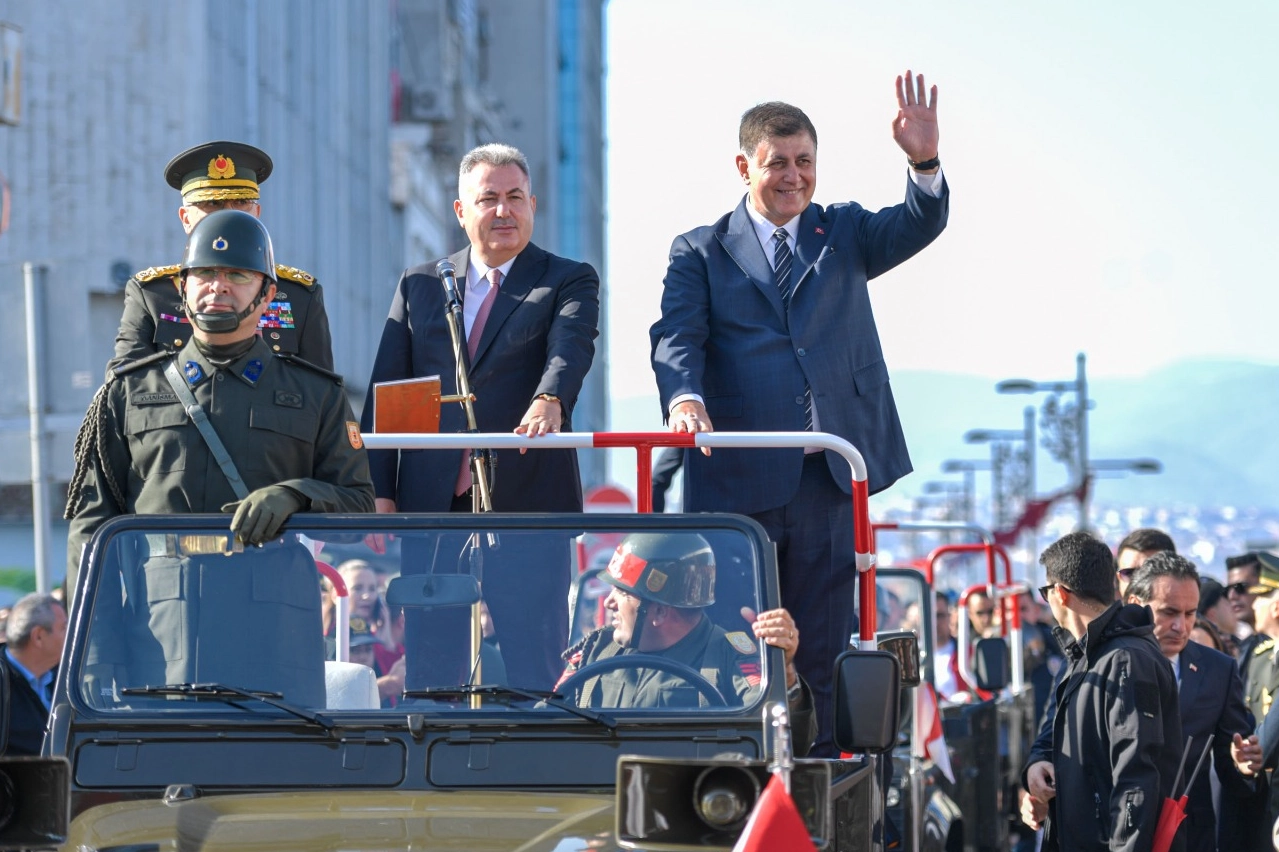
649, 72, 949, 755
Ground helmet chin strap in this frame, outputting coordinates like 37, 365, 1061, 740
182, 276, 271, 334
626, 600, 652, 651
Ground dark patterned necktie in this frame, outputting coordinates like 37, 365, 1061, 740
773, 229, 813, 431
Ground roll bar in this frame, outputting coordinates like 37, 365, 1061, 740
360, 430, 880, 641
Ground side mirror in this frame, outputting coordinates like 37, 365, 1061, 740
874, 630, 921, 688
386, 574, 482, 609
0, 757, 70, 851
832, 650, 901, 754
973, 636, 1009, 692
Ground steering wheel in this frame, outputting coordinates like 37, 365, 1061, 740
556, 653, 728, 708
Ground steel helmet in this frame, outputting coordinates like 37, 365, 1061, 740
180, 208, 276, 281
603, 533, 716, 608
179, 209, 276, 333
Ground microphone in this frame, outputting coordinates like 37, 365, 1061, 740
436, 258, 462, 307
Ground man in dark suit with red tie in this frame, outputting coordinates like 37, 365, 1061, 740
649, 72, 949, 755
363, 143, 600, 690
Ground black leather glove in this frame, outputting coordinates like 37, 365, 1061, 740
221, 485, 308, 545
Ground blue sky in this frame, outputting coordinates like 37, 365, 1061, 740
603, 0, 1279, 417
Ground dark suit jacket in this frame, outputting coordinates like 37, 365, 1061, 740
362, 243, 600, 512
1176, 640, 1254, 852
0, 648, 51, 756
650, 178, 948, 512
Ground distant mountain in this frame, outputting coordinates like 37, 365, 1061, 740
609, 359, 1279, 510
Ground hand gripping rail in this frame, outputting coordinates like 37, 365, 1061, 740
360, 430, 879, 641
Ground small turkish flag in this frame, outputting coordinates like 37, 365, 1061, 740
914, 682, 955, 783
731, 775, 817, 852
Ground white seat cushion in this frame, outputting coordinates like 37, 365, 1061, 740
324, 661, 380, 710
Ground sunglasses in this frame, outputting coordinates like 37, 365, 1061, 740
1117, 568, 1137, 580
1225, 582, 1253, 597
1038, 583, 1064, 604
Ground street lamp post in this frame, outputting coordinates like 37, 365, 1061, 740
964, 405, 1036, 529
940, 460, 990, 526
997, 352, 1090, 529
922, 479, 970, 524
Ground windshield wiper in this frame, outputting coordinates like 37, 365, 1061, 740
121, 682, 334, 732
404, 684, 616, 730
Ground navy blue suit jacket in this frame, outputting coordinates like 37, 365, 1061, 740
362, 243, 599, 513
0, 649, 51, 756
650, 177, 948, 512
1176, 640, 1254, 852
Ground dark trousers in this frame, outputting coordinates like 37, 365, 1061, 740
749, 453, 857, 758
401, 495, 570, 692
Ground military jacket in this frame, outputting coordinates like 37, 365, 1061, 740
1246, 637, 1279, 727
562, 615, 762, 710
107, 264, 334, 376
68, 336, 374, 582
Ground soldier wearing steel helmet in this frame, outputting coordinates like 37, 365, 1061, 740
108, 141, 333, 374
64, 211, 374, 703
556, 533, 815, 752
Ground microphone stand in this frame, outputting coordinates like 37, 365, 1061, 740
436, 258, 496, 701
436, 259, 497, 514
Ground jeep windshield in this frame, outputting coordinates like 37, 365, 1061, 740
70, 513, 776, 723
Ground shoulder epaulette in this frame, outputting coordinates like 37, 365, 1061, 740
275, 264, 318, 288
109, 350, 173, 381
276, 353, 343, 385
1255, 638, 1276, 656
133, 264, 181, 284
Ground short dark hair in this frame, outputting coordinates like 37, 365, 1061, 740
1198, 577, 1226, 615
1226, 552, 1261, 571
1040, 531, 1117, 607
739, 102, 818, 155
1192, 617, 1225, 653
1126, 551, 1201, 604
1117, 528, 1176, 556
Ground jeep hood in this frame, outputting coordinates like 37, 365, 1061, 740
68, 790, 620, 851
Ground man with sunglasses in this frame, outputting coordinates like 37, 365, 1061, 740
1226, 553, 1265, 659
1019, 532, 1180, 852
1115, 527, 1176, 598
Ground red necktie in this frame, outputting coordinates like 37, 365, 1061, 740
456, 268, 502, 497
467, 268, 501, 361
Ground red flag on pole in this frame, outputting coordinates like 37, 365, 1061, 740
731, 774, 817, 852
914, 682, 955, 783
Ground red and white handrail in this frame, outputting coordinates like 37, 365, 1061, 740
360, 430, 878, 641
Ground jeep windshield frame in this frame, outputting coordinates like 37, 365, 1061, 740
61, 511, 784, 736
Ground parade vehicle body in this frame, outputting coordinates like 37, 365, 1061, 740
871, 525, 1037, 852
1, 432, 919, 852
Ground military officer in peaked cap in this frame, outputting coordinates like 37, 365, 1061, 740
65, 209, 372, 706
108, 140, 333, 375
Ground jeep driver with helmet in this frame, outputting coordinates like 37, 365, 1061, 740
556, 532, 816, 754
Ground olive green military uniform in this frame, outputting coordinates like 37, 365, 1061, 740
559, 615, 816, 749
107, 263, 333, 376
66, 337, 374, 707
1243, 638, 1279, 826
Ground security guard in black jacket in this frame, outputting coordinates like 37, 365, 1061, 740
108, 141, 333, 374
66, 210, 373, 707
